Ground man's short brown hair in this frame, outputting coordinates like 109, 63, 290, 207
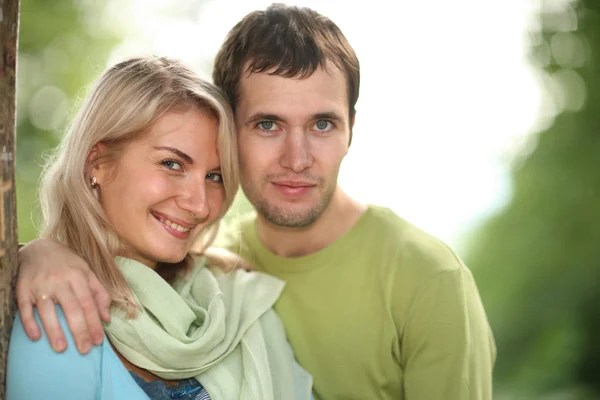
213, 3, 360, 128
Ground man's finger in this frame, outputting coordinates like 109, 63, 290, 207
56, 288, 93, 354
90, 276, 112, 324
35, 294, 68, 353
71, 278, 106, 346
15, 285, 41, 341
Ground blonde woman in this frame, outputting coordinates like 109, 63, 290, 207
7, 56, 312, 400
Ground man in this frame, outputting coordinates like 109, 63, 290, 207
17, 4, 495, 399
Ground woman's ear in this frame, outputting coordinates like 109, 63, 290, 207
86, 143, 107, 184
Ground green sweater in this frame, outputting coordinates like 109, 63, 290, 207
219, 205, 495, 400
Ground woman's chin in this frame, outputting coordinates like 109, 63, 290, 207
144, 245, 189, 263
156, 252, 189, 265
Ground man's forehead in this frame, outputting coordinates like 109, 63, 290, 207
236, 86, 347, 123
236, 65, 347, 105
241, 60, 343, 83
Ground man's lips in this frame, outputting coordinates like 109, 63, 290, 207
272, 181, 315, 197
274, 181, 315, 188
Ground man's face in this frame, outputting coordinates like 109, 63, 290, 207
235, 65, 351, 227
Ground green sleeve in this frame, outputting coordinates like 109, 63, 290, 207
397, 267, 496, 399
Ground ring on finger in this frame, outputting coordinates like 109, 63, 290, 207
36, 293, 54, 303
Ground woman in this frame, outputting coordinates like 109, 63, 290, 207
7, 56, 312, 399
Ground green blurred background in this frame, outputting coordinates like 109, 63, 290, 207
14, 0, 600, 398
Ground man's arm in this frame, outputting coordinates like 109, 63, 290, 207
397, 265, 496, 399
16, 238, 111, 353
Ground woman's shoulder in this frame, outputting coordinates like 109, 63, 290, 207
10, 306, 106, 370
7, 306, 147, 399
7, 306, 104, 398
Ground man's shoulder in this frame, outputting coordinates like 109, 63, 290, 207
365, 205, 464, 280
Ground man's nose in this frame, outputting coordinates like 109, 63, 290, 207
280, 130, 313, 172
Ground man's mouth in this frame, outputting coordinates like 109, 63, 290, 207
274, 180, 314, 188
271, 181, 315, 197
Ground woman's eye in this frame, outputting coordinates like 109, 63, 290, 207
314, 120, 333, 132
258, 121, 278, 131
162, 160, 182, 171
207, 172, 223, 183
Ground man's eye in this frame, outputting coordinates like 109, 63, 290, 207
161, 160, 182, 170
258, 121, 278, 131
314, 120, 333, 131
207, 173, 223, 183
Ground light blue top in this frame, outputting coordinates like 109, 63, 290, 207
7, 307, 149, 399
7, 307, 314, 400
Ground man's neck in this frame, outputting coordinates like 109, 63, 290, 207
256, 187, 366, 257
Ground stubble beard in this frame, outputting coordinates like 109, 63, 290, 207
242, 177, 335, 228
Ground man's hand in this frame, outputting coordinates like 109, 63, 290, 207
16, 238, 112, 354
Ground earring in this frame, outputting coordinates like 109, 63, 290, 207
90, 176, 97, 188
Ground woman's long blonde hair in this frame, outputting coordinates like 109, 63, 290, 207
39, 56, 239, 313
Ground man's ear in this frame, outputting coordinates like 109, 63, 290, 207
347, 114, 356, 150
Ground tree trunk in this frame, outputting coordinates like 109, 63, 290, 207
0, 0, 20, 398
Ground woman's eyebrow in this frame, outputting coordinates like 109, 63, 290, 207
153, 146, 193, 164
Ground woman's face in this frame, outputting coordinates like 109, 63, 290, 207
92, 109, 225, 268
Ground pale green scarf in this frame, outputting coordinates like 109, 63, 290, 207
105, 257, 312, 400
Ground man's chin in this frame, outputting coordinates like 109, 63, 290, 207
261, 205, 320, 228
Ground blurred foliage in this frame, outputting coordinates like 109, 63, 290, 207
16, 0, 120, 241
466, 0, 600, 398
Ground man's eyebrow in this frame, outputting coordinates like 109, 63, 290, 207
153, 146, 193, 164
245, 112, 344, 125
245, 113, 285, 125
313, 112, 343, 122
